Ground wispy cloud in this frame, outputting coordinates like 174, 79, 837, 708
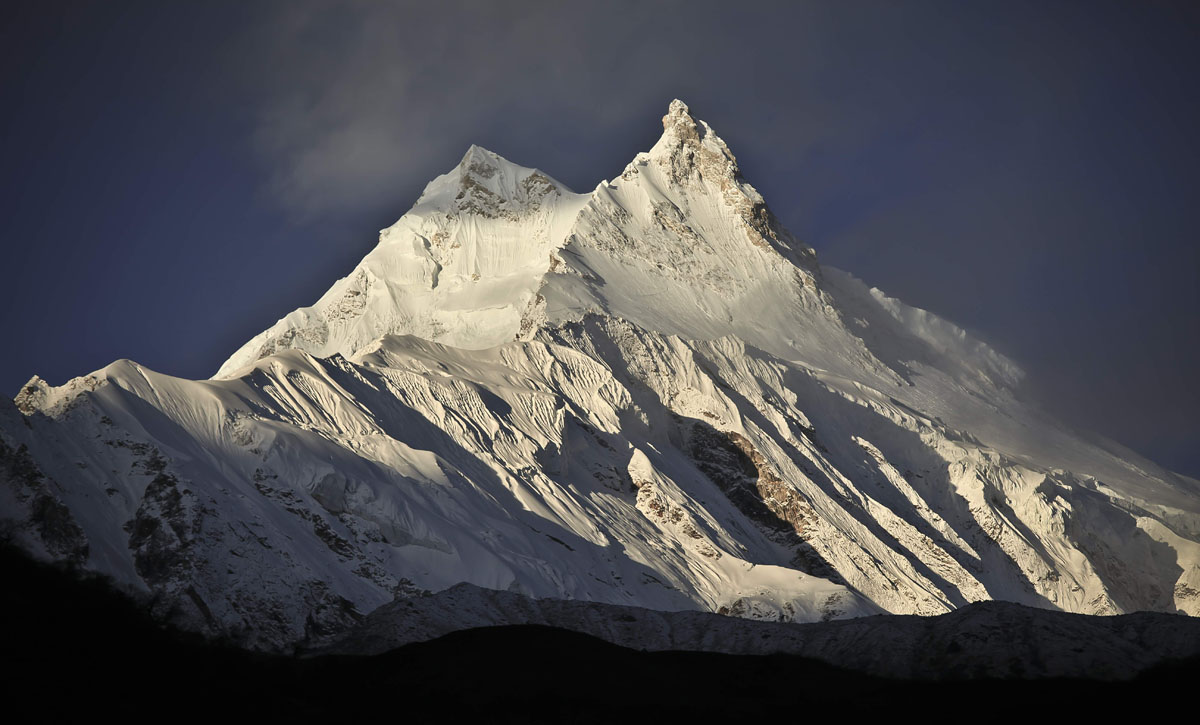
229, 1, 899, 220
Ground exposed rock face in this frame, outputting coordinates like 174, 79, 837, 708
0, 432, 89, 567
685, 420, 836, 580
3, 101, 1199, 652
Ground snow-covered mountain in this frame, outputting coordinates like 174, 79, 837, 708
322, 582, 1200, 680
4, 100, 1199, 651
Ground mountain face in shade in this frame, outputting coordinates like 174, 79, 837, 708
4, 101, 1199, 652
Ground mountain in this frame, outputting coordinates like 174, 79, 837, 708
322, 581, 1200, 680
8, 547, 1195, 721
3, 100, 1199, 652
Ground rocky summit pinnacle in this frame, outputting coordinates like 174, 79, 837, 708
3, 101, 1198, 652
652, 98, 739, 182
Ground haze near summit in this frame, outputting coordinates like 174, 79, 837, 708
1, 0, 1197, 476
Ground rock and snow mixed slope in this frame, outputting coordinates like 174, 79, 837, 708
324, 582, 1200, 680
4, 101, 1199, 651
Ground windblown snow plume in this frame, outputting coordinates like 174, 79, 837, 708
4, 101, 1199, 652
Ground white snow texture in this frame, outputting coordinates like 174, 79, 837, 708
4, 100, 1198, 651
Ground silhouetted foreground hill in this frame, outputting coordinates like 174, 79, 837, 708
4, 544, 1197, 722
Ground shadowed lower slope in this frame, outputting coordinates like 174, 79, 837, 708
5, 544, 1200, 722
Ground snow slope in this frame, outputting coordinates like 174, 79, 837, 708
4, 101, 1199, 651
215, 146, 589, 378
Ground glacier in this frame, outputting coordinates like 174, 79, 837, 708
4, 100, 1199, 651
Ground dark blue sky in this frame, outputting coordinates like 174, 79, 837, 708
3, 1, 1198, 476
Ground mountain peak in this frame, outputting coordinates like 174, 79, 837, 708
663, 98, 695, 129
408, 144, 571, 221
649, 99, 739, 185
630, 100, 813, 268
454, 143, 525, 193
458, 143, 505, 171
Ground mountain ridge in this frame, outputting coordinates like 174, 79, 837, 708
4, 100, 1198, 652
